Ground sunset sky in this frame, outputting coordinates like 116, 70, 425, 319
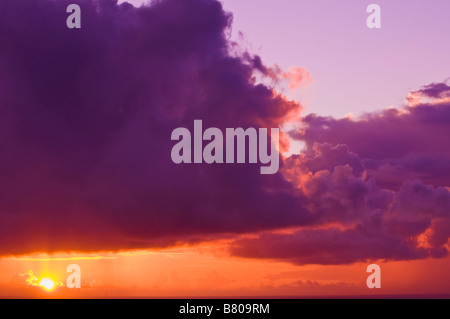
0, 0, 449, 298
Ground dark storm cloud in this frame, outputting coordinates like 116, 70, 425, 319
0, 0, 307, 255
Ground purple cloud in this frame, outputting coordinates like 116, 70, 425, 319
0, 0, 448, 266
231, 83, 450, 265
0, 0, 309, 255
294, 82, 450, 189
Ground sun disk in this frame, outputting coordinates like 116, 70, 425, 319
39, 278, 55, 291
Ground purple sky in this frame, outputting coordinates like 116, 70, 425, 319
125, 0, 450, 117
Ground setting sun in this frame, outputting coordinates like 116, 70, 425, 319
39, 278, 55, 291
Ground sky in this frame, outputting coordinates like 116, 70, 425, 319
221, 0, 450, 117
0, 0, 449, 298
125, 0, 450, 117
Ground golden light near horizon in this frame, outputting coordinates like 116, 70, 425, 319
39, 278, 55, 291
23, 269, 65, 292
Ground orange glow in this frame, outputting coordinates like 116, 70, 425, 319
21, 270, 63, 294
0, 242, 449, 297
